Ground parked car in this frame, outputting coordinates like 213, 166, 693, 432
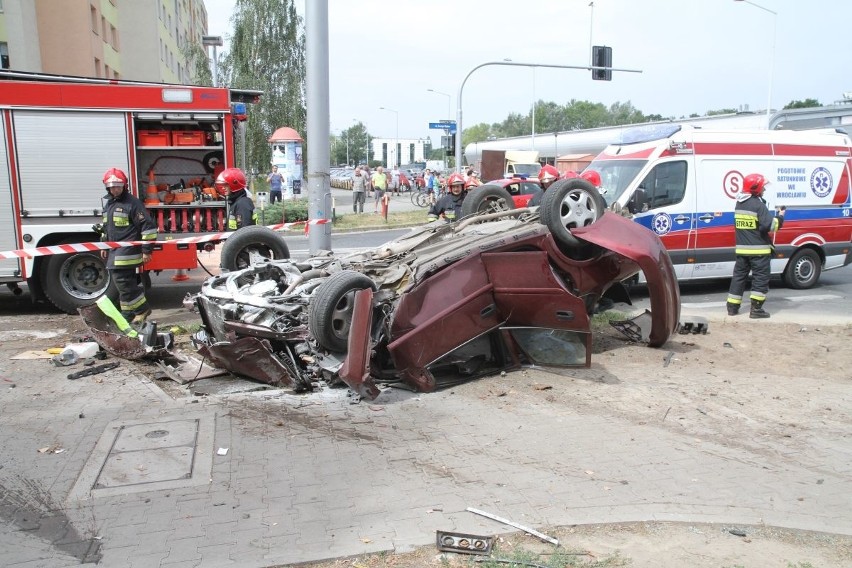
188, 180, 680, 400
477, 175, 543, 208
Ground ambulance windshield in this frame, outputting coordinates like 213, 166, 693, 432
587, 159, 647, 205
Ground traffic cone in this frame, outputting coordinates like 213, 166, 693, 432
172, 269, 189, 282
145, 169, 160, 205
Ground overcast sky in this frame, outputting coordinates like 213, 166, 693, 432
204, 0, 852, 144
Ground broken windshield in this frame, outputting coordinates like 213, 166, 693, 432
587, 159, 647, 205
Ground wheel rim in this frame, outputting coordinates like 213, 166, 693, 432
235, 245, 273, 270
60, 255, 109, 299
329, 291, 357, 341
558, 188, 601, 229
480, 196, 510, 213
793, 256, 815, 284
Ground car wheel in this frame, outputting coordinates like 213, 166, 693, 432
539, 178, 606, 248
309, 271, 377, 353
43, 250, 118, 314
460, 184, 515, 217
220, 225, 291, 271
783, 248, 821, 289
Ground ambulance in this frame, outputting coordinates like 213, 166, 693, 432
586, 124, 852, 289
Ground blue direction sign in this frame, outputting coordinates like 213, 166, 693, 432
428, 122, 457, 133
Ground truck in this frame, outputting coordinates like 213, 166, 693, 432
585, 123, 852, 288
477, 149, 541, 182
0, 70, 261, 313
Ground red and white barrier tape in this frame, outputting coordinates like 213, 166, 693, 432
0, 219, 330, 261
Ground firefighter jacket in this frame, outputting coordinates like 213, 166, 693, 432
427, 191, 466, 222
228, 190, 257, 230
733, 193, 783, 256
102, 190, 157, 269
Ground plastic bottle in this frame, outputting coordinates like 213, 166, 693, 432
64, 342, 100, 358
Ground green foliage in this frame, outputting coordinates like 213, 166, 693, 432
221, 0, 307, 175
784, 98, 821, 109
180, 40, 213, 86
331, 121, 371, 166
706, 108, 738, 116
256, 198, 309, 225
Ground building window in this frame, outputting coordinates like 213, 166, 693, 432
101, 16, 107, 39
111, 25, 119, 50
104, 64, 110, 78
94, 57, 101, 76
0, 42, 9, 69
90, 5, 98, 34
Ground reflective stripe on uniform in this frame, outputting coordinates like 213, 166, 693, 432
120, 292, 147, 313
726, 295, 742, 305
114, 252, 142, 266
735, 244, 772, 255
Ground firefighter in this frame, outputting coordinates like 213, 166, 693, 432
216, 167, 257, 230
427, 173, 466, 222
101, 168, 158, 323
726, 173, 785, 318
528, 164, 561, 207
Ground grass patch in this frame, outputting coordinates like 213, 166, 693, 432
331, 209, 428, 231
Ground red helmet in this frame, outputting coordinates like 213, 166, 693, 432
447, 173, 465, 188
215, 167, 247, 192
743, 173, 769, 195
464, 177, 482, 190
539, 165, 559, 183
103, 168, 128, 188
581, 170, 602, 187
561, 170, 579, 180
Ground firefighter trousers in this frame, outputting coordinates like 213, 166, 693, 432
111, 268, 149, 318
727, 254, 771, 304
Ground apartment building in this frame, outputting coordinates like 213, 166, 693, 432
0, 0, 209, 83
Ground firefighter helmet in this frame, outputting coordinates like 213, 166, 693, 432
103, 168, 128, 188
743, 173, 769, 195
215, 168, 247, 192
539, 164, 559, 184
447, 172, 465, 188
581, 169, 602, 187
465, 177, 482, 190
561, 170, 579, 180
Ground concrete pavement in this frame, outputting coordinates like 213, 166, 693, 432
1, 303, 850, 567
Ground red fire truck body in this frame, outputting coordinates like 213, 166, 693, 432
0, 71, 260, 313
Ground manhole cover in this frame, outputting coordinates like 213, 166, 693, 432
146, 430, 169, 438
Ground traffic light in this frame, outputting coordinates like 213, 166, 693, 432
592, 45, 612, 81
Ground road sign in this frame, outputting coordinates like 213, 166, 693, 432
439, 119, 456, 124
428, 122, 457, 134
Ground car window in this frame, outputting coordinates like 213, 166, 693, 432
636, 160, 688, 210
504, 183, 521, 196
508, 328, 588, 366
520, 182, 540, 196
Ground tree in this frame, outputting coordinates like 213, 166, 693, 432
221, 0, 306, 176
462, 123, 494, 149
706, 108, 737, 116
784, 98, 821, 109
181, 41, 213, 86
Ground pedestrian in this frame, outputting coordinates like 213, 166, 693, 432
216, 167, 257, 230
389, 164, 401, 196
427, 172, 466, 222
371, 166, 388, 213
351, 166, 367, 213
528, 164, 560, 207
726, 173, 785, 318
424, 169, 437, 204
100, 168, 158, 323
266, 164, 284, 204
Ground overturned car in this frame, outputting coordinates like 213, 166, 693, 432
191, 179, 680, 400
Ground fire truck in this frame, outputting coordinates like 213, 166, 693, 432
0, 71, 261, 313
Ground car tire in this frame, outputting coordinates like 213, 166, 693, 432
202, 151, 224, 173
539, 178, 607, 249
220, 225, 291, 271
309, 271, 377, 353
42, 249, 118, 314
460, 184, 515, 217
783, 248, 821, 289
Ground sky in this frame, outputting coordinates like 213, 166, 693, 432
204, 0, 852, 145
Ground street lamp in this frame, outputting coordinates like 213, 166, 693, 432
734, 0, 777, 127
201, 35, 223, 87
427, 88, 451, 170
379, 106, 398, 168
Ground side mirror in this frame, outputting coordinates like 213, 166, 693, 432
628, 188, 648, 214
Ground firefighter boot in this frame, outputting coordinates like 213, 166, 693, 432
726, 301, 740, 316
749, 299, 770, 319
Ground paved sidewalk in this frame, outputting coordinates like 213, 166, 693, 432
1, 312, 850, 567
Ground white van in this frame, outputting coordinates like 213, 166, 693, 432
586, 124, 852, 288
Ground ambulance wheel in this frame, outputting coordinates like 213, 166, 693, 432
783, 248, 821, 289
42, 250, 117, 314
461, 184, 515, 217
540, 179, 606, 250
309, 271, 377, 353
220, 225, 290, 271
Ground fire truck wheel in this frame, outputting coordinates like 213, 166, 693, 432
202, 151, 224, 174
220, 225, 291, 271
42, 251, 117, 314
460, 184, 515, 218
308, 271, 377, 353
539, 178, 606, 256
783, 248, 821, 289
